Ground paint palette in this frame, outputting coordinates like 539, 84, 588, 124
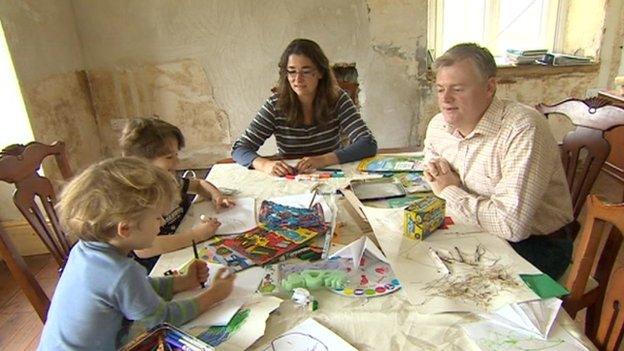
329, 250, 401, 297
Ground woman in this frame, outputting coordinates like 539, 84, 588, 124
231, 38, 377, 176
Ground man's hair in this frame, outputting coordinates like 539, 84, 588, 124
434, 43, 497, 80
56, 157, 179, 242
119, 117, 185, 159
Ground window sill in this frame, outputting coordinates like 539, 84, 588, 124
496, 63, 600, 82
425, 63, 600, 83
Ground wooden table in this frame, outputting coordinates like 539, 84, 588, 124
598, 90, 624, 184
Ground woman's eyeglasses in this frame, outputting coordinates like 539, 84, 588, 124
286, 69, 317, 79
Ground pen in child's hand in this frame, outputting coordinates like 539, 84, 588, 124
191, 239, 206, 288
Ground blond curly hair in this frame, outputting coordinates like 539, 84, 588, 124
56, 157, 180, 242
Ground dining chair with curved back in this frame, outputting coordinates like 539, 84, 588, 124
563, 195, 624, 338
536, 98, 624, 219
593, 265, 624, 351
0, 140, 74, 321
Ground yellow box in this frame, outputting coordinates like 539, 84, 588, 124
403, 196, 445, 240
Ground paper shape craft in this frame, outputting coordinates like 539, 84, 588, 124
258, 200, 326, 232
478, 298, 563, 340
328, 236, 401, 297
357, 154, 425, 173
177, 197, 257, 235
261, 318, 357, 351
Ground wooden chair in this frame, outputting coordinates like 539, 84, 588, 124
593, 266, 624, 351
563, 195, 624, 337
536, 98, 624, 219
0, 141, 74, 321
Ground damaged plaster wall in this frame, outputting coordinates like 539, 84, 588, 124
70, 0, 429, 158
0, 0, 101, 221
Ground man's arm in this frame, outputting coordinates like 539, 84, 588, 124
433, 123, 554, 241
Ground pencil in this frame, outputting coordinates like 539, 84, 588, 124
191, 240, 206, 288
308, 186, 318, 209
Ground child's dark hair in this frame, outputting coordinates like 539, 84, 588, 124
119, 117, 185, 159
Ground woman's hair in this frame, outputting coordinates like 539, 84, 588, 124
276, 38, 340, 126
56, 157, 179, 242
119, 117, 185, 159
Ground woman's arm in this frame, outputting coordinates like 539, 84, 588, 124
231, 96, 278, 167
335, 91, 377, 163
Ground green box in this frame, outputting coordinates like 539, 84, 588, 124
403, 196, 445, 240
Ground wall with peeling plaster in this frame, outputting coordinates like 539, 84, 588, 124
1, 0, 624, 224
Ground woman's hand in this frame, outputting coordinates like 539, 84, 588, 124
254, 158, 296, 176
295, 156, 325, 174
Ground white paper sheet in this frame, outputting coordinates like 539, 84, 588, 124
260, 318, 357, 351
177, 197, 257, 235
177, 264, 266, 327
360, 205, 540, 313
462, 313, 589, 351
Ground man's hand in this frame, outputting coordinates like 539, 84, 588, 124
424, 158, 461, 196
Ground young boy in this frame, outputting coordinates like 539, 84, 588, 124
119, 118, 235, 270
38, 157, 235, 351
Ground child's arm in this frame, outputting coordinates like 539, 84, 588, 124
132, 267, 235, 333
133, 220, 220, 258
188, 179, 235, 208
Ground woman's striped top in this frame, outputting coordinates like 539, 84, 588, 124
231, 89, 377, 167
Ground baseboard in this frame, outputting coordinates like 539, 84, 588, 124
0, 220, 50, 257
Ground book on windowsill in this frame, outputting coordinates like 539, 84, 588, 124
505, 49, 548, 65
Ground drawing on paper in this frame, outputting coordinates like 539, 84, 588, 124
193, 308, 251, 346
262, 332, 329, 351
477, 328, 566, 351
259, 200, 327, 233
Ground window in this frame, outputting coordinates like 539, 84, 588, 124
0, 20, 34, 147
428, 0, 564, 58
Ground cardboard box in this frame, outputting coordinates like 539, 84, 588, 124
403, 196, 445, 240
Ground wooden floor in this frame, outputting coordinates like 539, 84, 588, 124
0, 172, 623, 351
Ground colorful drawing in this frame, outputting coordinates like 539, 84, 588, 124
221, 226, 321, 266
258, 200, 326, 233
258, 265, 279, 294
194, 308, 250, 346
357, 154, 425, 173
329, 250, 401, 297
195, 237, 255, 272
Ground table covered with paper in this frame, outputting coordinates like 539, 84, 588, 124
151, 160, 596, 351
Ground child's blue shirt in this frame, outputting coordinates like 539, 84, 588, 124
38, 240, 163, 350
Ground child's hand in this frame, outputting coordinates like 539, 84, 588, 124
212, 195, 235, 209
185, 259, 209, 288
192, 218, 220, 241
207, 268, 235, 302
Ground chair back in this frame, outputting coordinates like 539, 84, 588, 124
536, 98, 624, 218
563, 195, 624, 335
593, 266, 624, 351
0, 141, 74, 268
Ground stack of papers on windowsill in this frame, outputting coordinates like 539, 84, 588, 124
505, 49, 548, 65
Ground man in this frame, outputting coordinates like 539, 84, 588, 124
423, 43, 575, 279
